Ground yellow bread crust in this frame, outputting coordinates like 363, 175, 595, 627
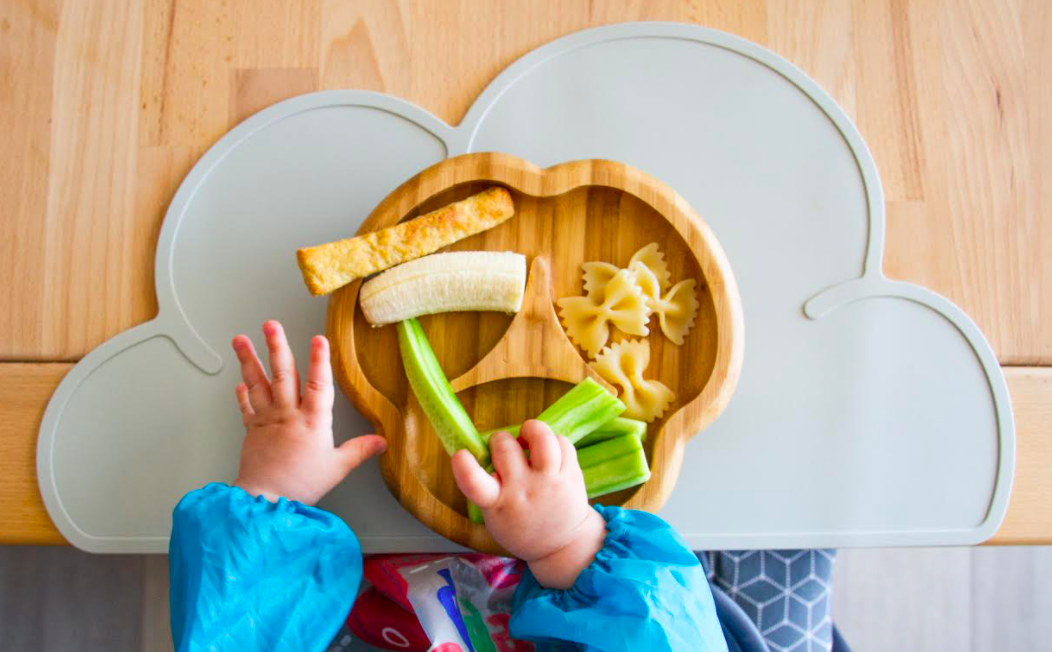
296, 187, 515, 295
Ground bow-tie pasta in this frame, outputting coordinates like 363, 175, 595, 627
628, 242, 672, 292
631, 263, 700, 346
557, 268, 651, 358
592, 339, 675, 422
573, 243, 699, 348
582, 261, 619, 298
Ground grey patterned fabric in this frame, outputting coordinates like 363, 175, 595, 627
705, 550, 837, 652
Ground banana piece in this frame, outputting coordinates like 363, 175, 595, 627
360, 251, 527, 326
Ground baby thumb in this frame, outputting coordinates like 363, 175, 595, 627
336, 435, 387, 475
451, 449, 500, 508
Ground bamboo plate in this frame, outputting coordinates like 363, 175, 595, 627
328, 152, 743, 552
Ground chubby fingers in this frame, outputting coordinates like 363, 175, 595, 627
519, 419, 561, 473
302, 335, 334, 416
232, 335, 272, 410
451, 449, 501, 508
489, 430, 528, 484
263, 321, 299, 408
557, 433, 581, 475
234, 383, 254, 422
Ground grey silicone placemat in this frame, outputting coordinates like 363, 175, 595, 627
38, 22, 1013, 553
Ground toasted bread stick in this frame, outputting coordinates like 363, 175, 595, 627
296, 187, 515, 296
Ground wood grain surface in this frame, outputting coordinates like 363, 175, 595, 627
996, 368, 1052, 545
327, 153, 743, 552
0, 364, 68, 544
2, 365, 1048, 545
0, 0, 1048, 543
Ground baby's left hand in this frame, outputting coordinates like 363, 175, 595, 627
231, 320, 386, 505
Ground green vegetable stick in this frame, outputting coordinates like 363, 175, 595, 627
467, 500, 485, 524
579, 434, 651, 499
535, 378, 625, 444
576, 430, 643, 468
481, 417, 646, 448
397, 318, 488, 465
574, 417, 647, 448
478, 379, 624, 446
467, 436, 649, 521
583, 454, 652, 498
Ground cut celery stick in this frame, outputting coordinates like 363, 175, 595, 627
576, 431, 643, 468
536, 378, 625, 444
477, 379, 625, 447
466, 435, 649, 513
467, 500, 484, 524
397, 318, 488, 464
579, 434, 651, 498
575, 417, 647, 448
481, 416, 645, 448
583, 455, 652, 498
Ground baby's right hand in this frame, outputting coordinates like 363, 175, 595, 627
451, 420, 607, 589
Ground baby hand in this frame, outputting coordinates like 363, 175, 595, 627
231, 320, 386, 505
451, 420, 607, 589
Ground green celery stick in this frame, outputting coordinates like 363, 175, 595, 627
477, 379, 625, 446
467, 500, 485, 524
579, 434, 651, 498
536, 378, 625, 444
467, 436, 649, 515
583, 455, 652, 498
480, 416, 645, 448
397, 318, 488, 465
576, 431, 643, 468
575, 417, 647, 448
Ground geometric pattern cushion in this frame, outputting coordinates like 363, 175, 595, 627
705, 550, 837, 652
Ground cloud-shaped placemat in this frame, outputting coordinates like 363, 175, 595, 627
38, 23, 1012, 552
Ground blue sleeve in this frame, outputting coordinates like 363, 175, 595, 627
169, 483, 362, 652
509, 505, 727, 652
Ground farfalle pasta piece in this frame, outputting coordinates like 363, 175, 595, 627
591, 339, 675, 423
629, 261, 663, 306
581, 243, 669, 301
631, 264, 699, 346
582, 261, 619, 299
557, 269, 651, 358
652, 278, 699, 345
628, 242, 671, 293
567, 242, 698, 351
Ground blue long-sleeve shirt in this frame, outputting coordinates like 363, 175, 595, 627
169, 483, 727, 651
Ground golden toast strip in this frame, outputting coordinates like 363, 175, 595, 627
296, 187, 515, 296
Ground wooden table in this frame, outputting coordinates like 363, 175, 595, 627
1, 0, 1048, 545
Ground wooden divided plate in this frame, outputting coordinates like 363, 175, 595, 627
327, 152, 743, 552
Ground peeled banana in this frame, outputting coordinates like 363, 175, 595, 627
360, 251, 527, 326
